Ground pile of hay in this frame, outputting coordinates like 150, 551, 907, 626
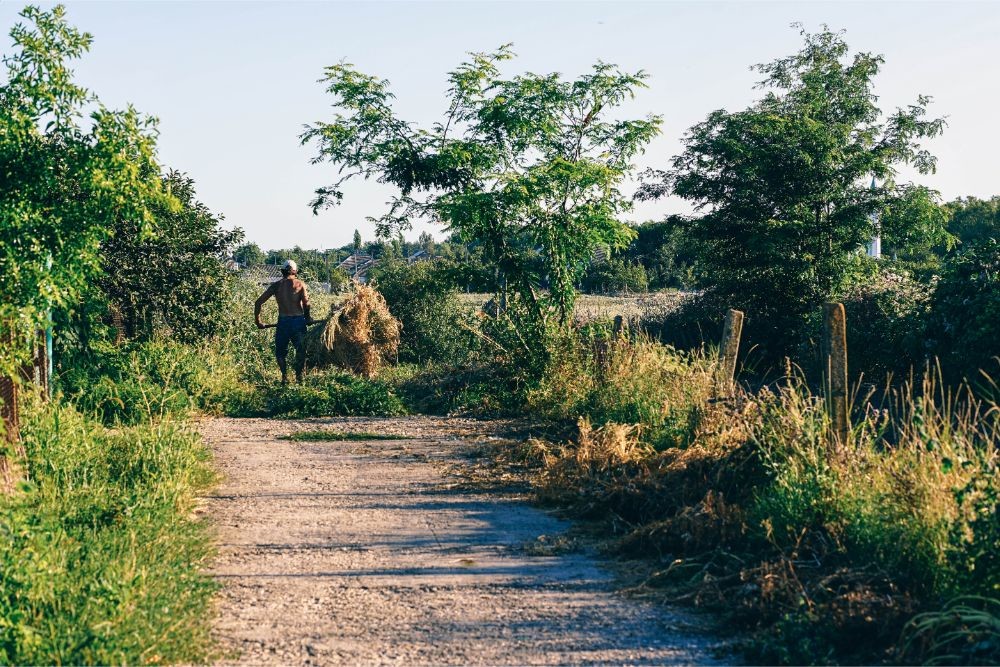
306, 283, 401, 378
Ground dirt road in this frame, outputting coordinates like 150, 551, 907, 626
199, 416, 725, 666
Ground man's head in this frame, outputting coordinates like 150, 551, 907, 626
281, 259, 298, 277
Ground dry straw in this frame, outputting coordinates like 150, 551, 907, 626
306, 283, 401, 378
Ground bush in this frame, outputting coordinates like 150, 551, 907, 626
370, 259, 480, 365
925, 240, 1000, 383
0, 399, 216, 664
58, 339, 243, 425
228, 369, 406, 418
834, 269, 931, 382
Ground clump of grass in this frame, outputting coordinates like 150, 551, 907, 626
230, 369, 406, 418
0, 395, 217, 665
278, 431, 409, 442
528, 330, 715, 448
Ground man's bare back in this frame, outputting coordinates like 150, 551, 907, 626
255, 276, 311, 324
272, 277, 309, 317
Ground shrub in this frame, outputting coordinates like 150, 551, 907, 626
370, 259, 480, 365
833, 269, 931, 382
230, 369, 406, 418
925, 240, 1000, 383
58, 339, 243, 425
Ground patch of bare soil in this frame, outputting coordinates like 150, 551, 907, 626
199, 416, 727, 665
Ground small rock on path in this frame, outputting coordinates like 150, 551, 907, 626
199, 416, 726, 666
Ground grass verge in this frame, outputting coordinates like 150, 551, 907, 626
0, 395, 217, 665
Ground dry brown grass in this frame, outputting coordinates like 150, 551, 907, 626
456, 290, 691, 324
307, 283, 401, 379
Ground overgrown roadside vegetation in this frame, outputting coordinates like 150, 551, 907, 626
2, 4, 998, 666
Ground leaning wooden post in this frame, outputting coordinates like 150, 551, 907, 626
717, 309, 744, 393
822, 302, 849, 450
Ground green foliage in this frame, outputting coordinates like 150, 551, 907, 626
234, 371, 406, 418
0, 399, 216, 664
880, 184, 953, 277
944, 196, 1000, 248
369, 258, 480, 365
233, 242, 266, 267
99, 170, 242, 342
925, 240, 1000, 383
625, 216, 702, 290
834, 269, 932, 381
302, 44, 660, 326
57, 339, 244, 426
0, 5, 170, 373
643, 26, 944, 359
580, 258, 649, 295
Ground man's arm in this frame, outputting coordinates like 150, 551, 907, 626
254, 283, 277, 328
300, 283, 312, 323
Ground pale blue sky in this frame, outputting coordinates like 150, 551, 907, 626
3, 1, 998, 250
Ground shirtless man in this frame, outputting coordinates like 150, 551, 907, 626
255, 260, 312, 384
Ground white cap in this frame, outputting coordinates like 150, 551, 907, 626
282, 259, 298, 273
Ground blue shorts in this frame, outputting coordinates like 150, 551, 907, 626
275, 315, 307, 361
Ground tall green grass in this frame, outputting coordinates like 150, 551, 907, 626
0, 395, 217, 665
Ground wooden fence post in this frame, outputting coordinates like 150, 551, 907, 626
33, 329, 49, 398
1, 326, 23, 491
717, 309, 744, 392
822, 302, 849, 449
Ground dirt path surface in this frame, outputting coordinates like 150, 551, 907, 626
199, 416, 725, 666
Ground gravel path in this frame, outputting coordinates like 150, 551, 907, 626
199, 416, 725, 666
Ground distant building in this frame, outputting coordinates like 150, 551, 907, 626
241, 264, 285, 287
866, 177, 882, 259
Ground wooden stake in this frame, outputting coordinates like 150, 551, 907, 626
1, 325, 22, 491
717, 309, 744, 392
823, 302, 849, 449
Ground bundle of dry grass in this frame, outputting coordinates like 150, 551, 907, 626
306, 283, 401, 378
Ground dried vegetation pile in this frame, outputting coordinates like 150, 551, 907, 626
307, 283, 401, 379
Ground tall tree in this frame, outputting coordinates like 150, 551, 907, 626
641, 26, 944, 354
99, 170, 242, 342
0, 5, 169, 373
302, 45, 661, 324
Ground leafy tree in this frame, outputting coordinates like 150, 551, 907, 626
625, 216, 702, 289
581, 258, 648, 294
98, 170, 242, 342
879, 184, 952, 278
353, 229, 362, 255
302, 45, 661, 326
234, 242, 265, 267
0, 5, 169, 373
943, 196, 1000, 247
641, 26, 944, 356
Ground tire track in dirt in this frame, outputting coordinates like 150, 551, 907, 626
199, 416, 725, 665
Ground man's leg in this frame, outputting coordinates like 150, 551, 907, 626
275, 325, 291, 385
291, 326, 307, 383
